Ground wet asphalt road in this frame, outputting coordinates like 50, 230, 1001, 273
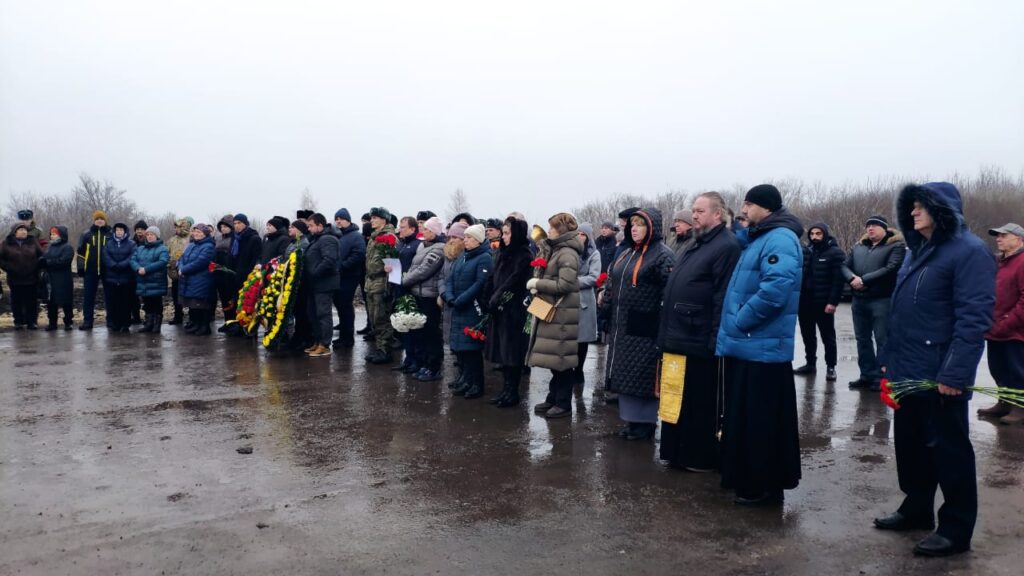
1, 307, 1022, 575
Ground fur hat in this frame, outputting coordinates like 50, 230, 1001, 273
92, 210, 108, 222
370, 207, 392, 221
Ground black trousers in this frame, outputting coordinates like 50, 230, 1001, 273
895, 394, 977, 546
48, 301, 73, 326
545, 369, 574, 410
798, 301, 837, 366
142, 296, 163, 315
456, 350, 484, 388
105, 282, 135, 329
308, 290, 337, 347
10, 283, 39, 327
412, 295, 444, 371
333, 279, 358, 341
987, 340, 1024, 390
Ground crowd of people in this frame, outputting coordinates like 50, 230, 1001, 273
2, 181, 1023, 558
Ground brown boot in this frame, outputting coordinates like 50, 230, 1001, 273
999, 406, 1024, 425
978, 401, 1011, 418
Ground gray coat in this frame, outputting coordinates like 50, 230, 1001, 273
526, 231, 583, 371
402, 237, 446, 299
577, 224, 601, 344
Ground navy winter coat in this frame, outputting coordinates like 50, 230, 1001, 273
716, 208, 804, 363
178, 236, 216, 300
445, 244, 493, 352
101, 231, 137, 286
130, 240, 170, 297
337, 223, 366, 283
880, 182, 996, 394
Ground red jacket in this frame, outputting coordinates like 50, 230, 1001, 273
987, 248, 1024, 342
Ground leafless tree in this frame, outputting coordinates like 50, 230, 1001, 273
298, 187, 318, 212
446, 188, 471, 222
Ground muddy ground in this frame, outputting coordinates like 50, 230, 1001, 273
1, 308, 1022, 575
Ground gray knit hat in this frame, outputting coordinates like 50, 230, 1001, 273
146, 226, 161, 239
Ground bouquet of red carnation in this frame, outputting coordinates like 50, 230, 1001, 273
880, 378, 1024, 411
374, 233, 399, 257
596, 272, 608, 288
208, 261, 236, 274
530, 257, 548, 269
463, 326, 487, 342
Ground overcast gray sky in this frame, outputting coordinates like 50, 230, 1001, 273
2, 0, 1022, 223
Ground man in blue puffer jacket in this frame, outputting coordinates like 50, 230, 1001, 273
716, 184, 803, 507
872, 182, 995, 558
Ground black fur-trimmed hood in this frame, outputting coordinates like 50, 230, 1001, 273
897, 182, 965, 252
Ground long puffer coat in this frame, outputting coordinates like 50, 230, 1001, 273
445, 244, 492, 352
40, 226, 74, 305
130, 239, 170, 297
801, 222, 845, 306
527, 229, 583, 372
602, 208, 674, 397
484, 220, 533, 366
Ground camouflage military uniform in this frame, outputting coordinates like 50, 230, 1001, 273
365, 223, 397, 352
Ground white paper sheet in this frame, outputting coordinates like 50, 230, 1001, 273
384, 258, 402, 285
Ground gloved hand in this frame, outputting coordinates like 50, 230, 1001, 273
526, 278, 539, 291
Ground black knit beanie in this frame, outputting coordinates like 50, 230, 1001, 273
744, 184, 783, 212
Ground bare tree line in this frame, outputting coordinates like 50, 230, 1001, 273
572, 167, 1024, 250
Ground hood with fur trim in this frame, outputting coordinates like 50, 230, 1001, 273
897, 182, 965, 253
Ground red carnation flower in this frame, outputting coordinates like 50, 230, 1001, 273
596, 272, 608, 288
208, 261, 217, 273
530, 258, 548, 269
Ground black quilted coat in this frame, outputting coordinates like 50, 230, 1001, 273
602, 207, 674, 398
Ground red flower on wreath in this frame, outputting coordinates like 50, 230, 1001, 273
596, 272, 608, 288
530, 257, 548, 269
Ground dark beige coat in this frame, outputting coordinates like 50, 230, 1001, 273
526, 232, 583, 371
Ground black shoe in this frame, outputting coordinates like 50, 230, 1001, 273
391, 361, 411, 372
185, 323, 199, 334
79, 323, 93, 331
488, 392, 509, 404
194, 324, 212, 336
452, 382, 472, 397
167, 315, 183, 325
625, 423, 656, 441
332, 337, 355, 348
873, 512, 935, 532
825, 366, 837, 381
793, 364, 816, 375
913, 533, 969, 557
26, 324, 38, 330
495, 394, 520, 408
401, 364, 420, 374
368, 350, 392, 365
735, 490, 784, 506
45, 323, 58, 332
447, 373, 466, 390
64, 323, 74, 331
617, 424, 634, 439
415, 369, 442, 382
362, 333, 375, 342
534, 401, 553, 414
356, 325, 372, 335
463, 385, 484, 400
848, 378, 870, 389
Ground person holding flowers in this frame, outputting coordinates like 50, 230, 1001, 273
401, 216, 447, 381
483, 217, 532, 406
177, 223, 217, 336
527, 212, 584, 419
872, 182, 996, 557
364, 207, 399, 365
444, 224, 492, 399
